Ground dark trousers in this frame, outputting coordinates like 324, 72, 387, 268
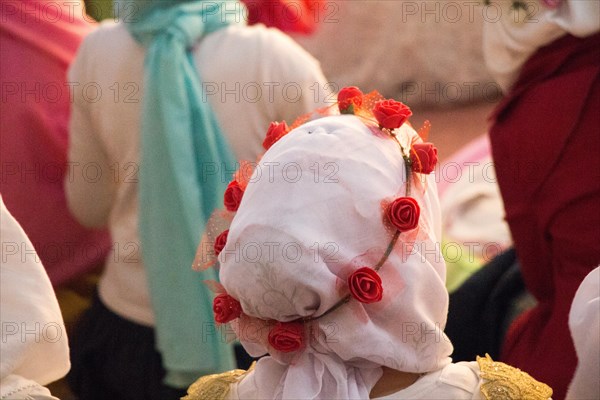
67, 293, 188, 400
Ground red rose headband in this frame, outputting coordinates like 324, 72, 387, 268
208, 87, 438, 354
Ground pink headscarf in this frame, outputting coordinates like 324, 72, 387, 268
218, 115, 452, 399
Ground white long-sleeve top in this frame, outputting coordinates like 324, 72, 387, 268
0, 197, 69, 399
66, 21, 331, 326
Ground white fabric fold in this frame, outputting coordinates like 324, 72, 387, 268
483, 0, 600, 91
237, 351, 382, 400
567, 266, 600, 399
0, 196, 70, 396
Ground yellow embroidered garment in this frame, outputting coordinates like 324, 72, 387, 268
477, 354, 553, 400
182, 363, 255, 400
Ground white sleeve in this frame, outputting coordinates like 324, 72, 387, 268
0, 197, 70, 387
64, 33, 115, 228
0, 375, 60, 400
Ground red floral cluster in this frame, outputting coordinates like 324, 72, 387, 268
213, 178, 241, 257
345, 196, 421, 305
224, 181, 244, 212
386, 197, 420, 232
337, 86, 363, 114
373, 99, 413, 130
213, 230, 229, 256
212, 294, 305, 352
348, 267, 383, 303
337, 87, 413, 131
410, 143, 438, 174
212, 292, 306, 352
268, 322, 305, 353
213, 293, 242, 324
214, 178, 245, 256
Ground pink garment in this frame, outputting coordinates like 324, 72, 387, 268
0, 0, 110, 286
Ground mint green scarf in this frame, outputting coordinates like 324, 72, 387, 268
119, 0, 238, 387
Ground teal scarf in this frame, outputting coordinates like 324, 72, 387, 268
119, 0, 238, 387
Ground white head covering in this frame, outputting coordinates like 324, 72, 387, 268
218, 115, 452, 399
566, 266, 600, 399
0, 196, 70, 397
483, 0, 600, 91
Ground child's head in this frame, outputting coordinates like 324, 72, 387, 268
210, 93, 452, 397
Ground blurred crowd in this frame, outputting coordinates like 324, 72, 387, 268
1, 1, 598, 399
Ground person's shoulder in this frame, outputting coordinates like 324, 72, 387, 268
212, 24, 321, 67
85, 19, 135, 46
76, 20, 137, 59
182, 363, 255, 400
474, 354, 553, 400
217, 23, 300, 48
436, 361, 482, 398
70, 20, 140, 80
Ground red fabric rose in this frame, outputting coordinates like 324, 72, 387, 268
268, 322, 305, 353
213, 294, 242, 324
224, 180, 244, 212
263, 121, 290, 150
373, 99, 412, 130
410, 143, 438, 174
338, 86, 363, 114
213, 229, 229, 256
386, 197, 420, 231
347, 267, 383, 304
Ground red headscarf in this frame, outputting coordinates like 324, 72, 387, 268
241, 0, 321, 34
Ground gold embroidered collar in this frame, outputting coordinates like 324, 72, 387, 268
182, 362, 256, 400
478, 354, 553, 400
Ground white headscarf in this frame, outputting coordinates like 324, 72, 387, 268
0, 196, 70, 397
219, 115, 452, 399
483, 0, 600, 91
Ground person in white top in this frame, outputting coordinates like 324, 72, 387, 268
0, 196, 70, 400
65, 1, 331, 399
183, 90, 552, 400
